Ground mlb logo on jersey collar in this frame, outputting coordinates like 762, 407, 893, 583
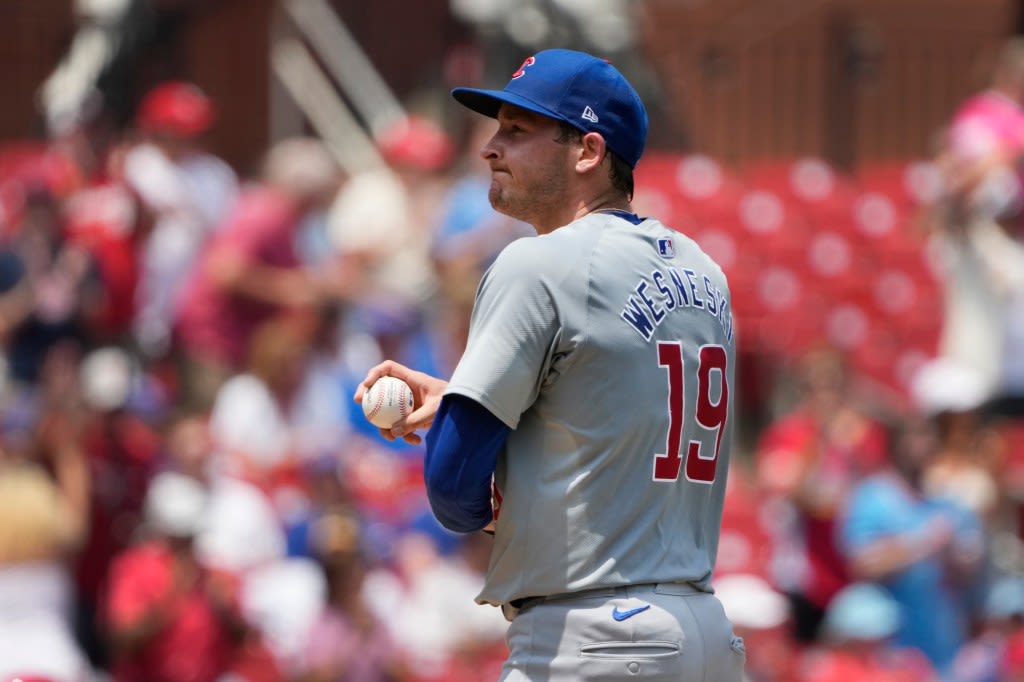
657, 238, 675, 258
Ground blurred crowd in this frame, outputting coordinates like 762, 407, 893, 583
2, 37, 1024, 682
0, 80, 526, 682
714, 37, 1024, 682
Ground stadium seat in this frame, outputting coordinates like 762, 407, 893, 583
856, 159, 945, 211
743, 157, 860, 228
848, 191, 933, 265
739, 263, 832, 355
734, 189, 813, 261
670, 153, 749, 223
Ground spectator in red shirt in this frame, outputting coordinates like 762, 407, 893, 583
755, 347, 889, 642
58, 102, 147, 347
174, 137, 348, 409
103, 471, 249, 682
62, 170, 146, 346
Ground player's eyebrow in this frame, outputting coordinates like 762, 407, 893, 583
497, 104, 545, 127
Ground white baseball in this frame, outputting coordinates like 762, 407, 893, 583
362, 376, 415, 429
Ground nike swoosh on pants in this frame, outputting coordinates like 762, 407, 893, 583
611, 604, 651, 621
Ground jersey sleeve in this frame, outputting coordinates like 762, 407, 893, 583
446, 237, 566, 429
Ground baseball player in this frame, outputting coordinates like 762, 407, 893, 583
355, 49, 744, 681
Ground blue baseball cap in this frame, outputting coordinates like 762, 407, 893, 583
452, 49, 649, 168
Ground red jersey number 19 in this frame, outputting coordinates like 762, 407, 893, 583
653, 342, 729, 483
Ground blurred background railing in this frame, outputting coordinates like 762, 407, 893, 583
4, 0, 1018, 170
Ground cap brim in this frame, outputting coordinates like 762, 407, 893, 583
451, 87, 570, 127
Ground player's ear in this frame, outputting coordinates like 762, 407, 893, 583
575, 132, 607, 175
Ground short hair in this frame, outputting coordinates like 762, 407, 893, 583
555, 122, 635, 199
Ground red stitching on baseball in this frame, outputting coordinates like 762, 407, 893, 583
367, 384, 385, 420
399, 385, 409, 417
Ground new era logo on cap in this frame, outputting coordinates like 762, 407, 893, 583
450, 48, 649, 168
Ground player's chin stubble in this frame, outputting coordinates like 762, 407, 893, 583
488, 164, 567, 226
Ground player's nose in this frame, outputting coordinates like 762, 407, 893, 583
480, 135, 500, 161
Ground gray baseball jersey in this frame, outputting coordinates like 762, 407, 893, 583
445, 211, 736, 609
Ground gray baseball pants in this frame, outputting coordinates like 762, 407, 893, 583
499, 582, 745, 681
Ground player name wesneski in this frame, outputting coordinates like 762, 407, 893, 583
620, 266, 734, 343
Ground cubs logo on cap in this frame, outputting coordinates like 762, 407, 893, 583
511, 56, 535, 79
451, 49, 649, 168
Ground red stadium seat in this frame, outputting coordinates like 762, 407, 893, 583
856, 159, 944, 211
823, 301, 874, 353
848, 190, 933, 265
805, 230, 855, 279
633, 183, 697, 230
734, 189, 813, 261
870, 264, 941, 319
801, 229, 877, 306
671, 154, 749, 223
743, 157, 860, 228
741, 158, 805, 198
739, 263, 832, 355
691, 225, 741, 273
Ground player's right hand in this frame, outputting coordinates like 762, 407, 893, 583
354, 360, 448, 445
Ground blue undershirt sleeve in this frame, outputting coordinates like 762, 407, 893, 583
424, 394, 510, 533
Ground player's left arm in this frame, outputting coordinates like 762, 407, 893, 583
423, 394, 509, 533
